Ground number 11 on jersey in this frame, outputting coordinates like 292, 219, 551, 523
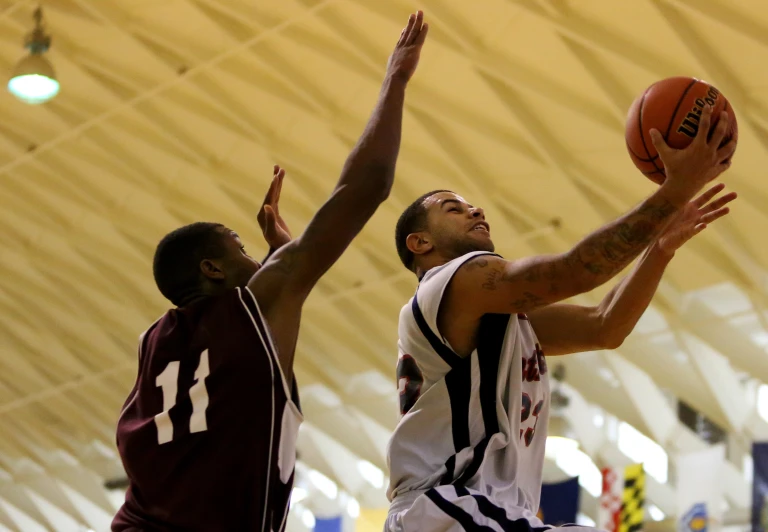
154, 349, 211, 444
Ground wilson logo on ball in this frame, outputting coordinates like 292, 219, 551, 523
677, 86, 721, 139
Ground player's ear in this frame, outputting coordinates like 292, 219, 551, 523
406, 232, 432, 257
200, 259, 226, 280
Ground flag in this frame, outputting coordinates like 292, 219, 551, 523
677, 444, 725, 532
621, 464, 645, 532
753, 442, 768, 532
539, 477, 580, 526
599, 464, 645, 532
599, 467, 623, 532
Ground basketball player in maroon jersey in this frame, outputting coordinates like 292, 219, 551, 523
111, 12, 430, 532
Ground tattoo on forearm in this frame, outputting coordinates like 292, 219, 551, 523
468, 197, 678, 312
573, 198, 676, 277
511, 292, 546, 311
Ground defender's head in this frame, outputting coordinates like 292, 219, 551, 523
153, 222, 261, 307
395, 191, 493, 275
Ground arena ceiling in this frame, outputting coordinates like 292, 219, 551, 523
0, 0, 767, 529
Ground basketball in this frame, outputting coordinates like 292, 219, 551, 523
625, 77, 738, 184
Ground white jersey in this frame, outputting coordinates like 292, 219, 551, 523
386, 251, 552, 530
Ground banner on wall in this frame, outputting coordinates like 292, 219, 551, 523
679, 503, 708, 532
538, 477, 580, 526
752, 442, 768, 532
598, 464, 644, 532
677, 444, 725, 532
314, 515, 343, 532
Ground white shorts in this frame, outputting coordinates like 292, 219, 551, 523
385, 485, 603, 532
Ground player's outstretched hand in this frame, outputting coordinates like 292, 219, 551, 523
386, 10, 429, 83
649, 106, 737, 195
656, 182, 736, 255
257, 165, 293, 250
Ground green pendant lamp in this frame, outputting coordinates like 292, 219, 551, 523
8, 7, 59, 105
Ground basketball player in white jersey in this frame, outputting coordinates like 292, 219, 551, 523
385, 105, 737, 531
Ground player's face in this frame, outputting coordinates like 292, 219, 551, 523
423, 192, 494, 257
219, 229, 262, 288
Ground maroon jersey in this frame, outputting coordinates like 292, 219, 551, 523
112, 286, 302, 532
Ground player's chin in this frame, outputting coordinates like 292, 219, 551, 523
468, 232, 495, 252
241, 263, 262, 286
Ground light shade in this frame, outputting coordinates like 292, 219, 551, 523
8, 53, 59, 104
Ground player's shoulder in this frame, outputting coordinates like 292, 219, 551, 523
421, 251, 501, 286
442, 251, 505, 291
145, 288, 256, 344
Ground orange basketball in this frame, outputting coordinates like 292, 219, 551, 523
625, 77, 738, 184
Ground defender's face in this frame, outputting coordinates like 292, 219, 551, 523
422, 192, 494, 257
220, 229, 262, 287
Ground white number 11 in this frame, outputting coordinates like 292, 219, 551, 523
154, 349, 210, 444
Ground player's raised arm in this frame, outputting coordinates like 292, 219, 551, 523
527, 184, 736, 355
451, 105, 736, 317
251, 12, 428, 300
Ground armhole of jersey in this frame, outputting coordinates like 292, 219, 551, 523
239, 287, 303, 419
117, 319, 161, 423
412, 251, 500, 368
136, 316, 162, 367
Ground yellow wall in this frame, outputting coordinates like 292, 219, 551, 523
355, 508, 388, 532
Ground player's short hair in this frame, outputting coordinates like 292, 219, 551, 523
395, 190, 453, 271
153, 222, 228, 306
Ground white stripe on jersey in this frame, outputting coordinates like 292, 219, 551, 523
238, 286, 303, 532
237, 286, 277, 532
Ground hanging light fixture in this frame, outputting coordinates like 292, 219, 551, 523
8, 6, 59, 105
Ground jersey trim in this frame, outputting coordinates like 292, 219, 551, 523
117, 319, 162, 426
411, 251, 501, 369
243, 287, 303, 419
445, 359, 472, 452
411, 294, 462, 368
236, 286, 278, 532
455, 486, 552, 532
425, 487, 496, 531
453, 314, 510, 487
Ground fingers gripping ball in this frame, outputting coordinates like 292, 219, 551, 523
625, 77, 738, 184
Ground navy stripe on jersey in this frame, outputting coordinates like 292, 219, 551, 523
416, 252, 502, 485
445, 359, 472, 453
412, 294, 462, 368
477, 314, 507, 435
454, 486, 552, 532
454, 437, 490, 486
411, 251, 502, 369
440, 455, 457, 485
425, 488, 497, 531
454, 314, 509, 487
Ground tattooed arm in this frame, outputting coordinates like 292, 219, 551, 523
449, 189, 682, 317
448, 104, 736, 320
527, 184, 736, 356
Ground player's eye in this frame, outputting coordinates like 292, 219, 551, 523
240, 246, 248, 254
449, 207, 460, 213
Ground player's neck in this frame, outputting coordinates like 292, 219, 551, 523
414, 252, 457, 280
177, 286, 227, 307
